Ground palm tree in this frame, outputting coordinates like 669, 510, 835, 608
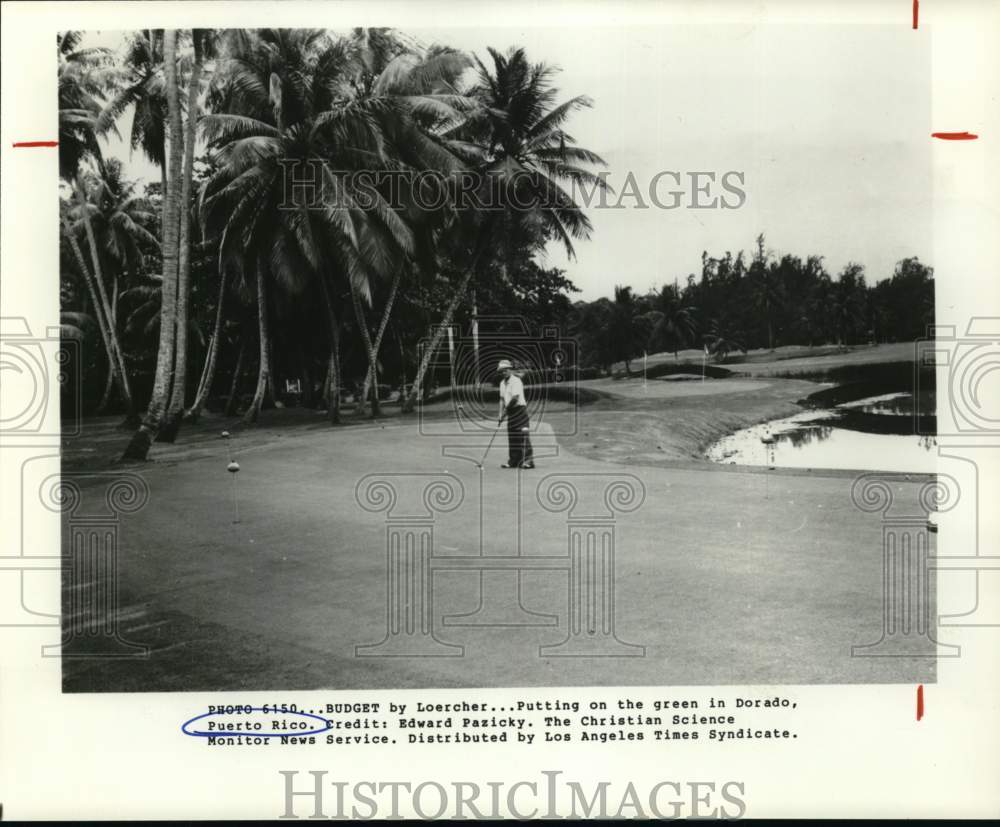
97, 30, 171, 300
608, 285, 647, 374
647, 283, 697, 359
747, 233, 782, 351
342, 31, 475, 415
704, 316, 745, 362
73, 161, 159, 277
344, 30, 474, 416
67, 160, 159, 410
97, 31, 171, 423
200, 30, 351, 423
568, 297, 615, 373
101, 29, 217, 441
199, 29, 465, 424
97, 30, 168, 184
198, 31, 346, 422
184, 257, 228, 422
317, 273, 344, 423
119, 273, 205, 355
57, 31, 114, 180
58, 31, 137, 418
122, 28, 185, 461
161, 29, 212, 441
831, 263, 867, 346
402, 46, 607, 411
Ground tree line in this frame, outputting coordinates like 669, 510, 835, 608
568, 234, 934, 373
59, 27, 606, 460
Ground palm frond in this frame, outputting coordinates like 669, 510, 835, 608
201, 113, 281, 145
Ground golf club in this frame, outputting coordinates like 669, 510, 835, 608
475, 416, 504, 468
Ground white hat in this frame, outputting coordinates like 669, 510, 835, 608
497, 359, 513, 370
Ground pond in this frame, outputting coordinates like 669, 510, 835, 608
707, 390, 938, 474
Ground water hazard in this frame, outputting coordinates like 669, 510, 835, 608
707, 390, 938, 473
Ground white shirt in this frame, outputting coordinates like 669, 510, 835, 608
499, 374, 526, 408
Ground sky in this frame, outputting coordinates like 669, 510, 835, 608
87, 24, 933, 300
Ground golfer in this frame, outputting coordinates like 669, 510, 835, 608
497, 359, 535, 469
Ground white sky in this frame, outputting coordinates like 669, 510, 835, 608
88, 24, 932, 300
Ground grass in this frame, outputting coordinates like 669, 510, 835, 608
59, 344, 936, 691
614, 341, 918, 376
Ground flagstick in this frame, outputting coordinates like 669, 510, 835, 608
223, 431, 241, 524
231, 473, 241, 523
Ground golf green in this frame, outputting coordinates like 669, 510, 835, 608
61, 377, 937, 692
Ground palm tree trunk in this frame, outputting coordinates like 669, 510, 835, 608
395, 325, 407, 397
318, 274, 342, 425
359, 269, 402, 414
61, 217, 119, 411
187, 332, 216, 418
350, 285, 379, 417
161, 33, 203, 442
266, 338, 277, 402
97, 349, 115, 412
225, 335, 246, 416
96, 272, 119, 413
298, 343, 314, 407
244, 258, 271, 424
186, 267, 227, 421
122, 28, 184, 461
766, 297, 773, 351
74, 181, 134, 417
160, 165, 168, 228
402, 250, 485, 413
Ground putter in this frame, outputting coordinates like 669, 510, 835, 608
476, 418, 504, 468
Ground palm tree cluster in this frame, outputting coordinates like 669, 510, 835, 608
58, 29, 605, 460
570, 233, 934, 372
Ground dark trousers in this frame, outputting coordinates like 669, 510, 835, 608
506, 404, 534, 467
